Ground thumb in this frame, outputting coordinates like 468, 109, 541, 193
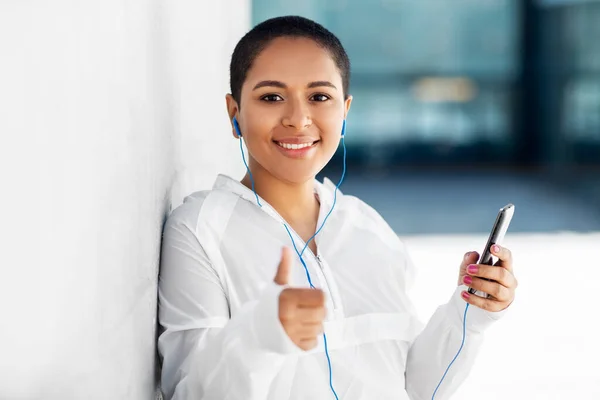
274, 247, 292, 285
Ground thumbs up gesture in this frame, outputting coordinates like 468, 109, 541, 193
274, 247, 326, 351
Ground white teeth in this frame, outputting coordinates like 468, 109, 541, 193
276, 141, 314, 150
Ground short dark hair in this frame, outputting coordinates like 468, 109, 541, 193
229, 16, 351, 107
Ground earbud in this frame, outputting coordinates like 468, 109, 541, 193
341, 119, 346, 137
233, 116, 242, 137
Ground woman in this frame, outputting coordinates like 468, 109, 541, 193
157, 16, 517, 400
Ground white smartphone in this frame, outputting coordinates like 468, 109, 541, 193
468, 204, 515, 298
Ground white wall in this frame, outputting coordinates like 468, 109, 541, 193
0, 1, 247, 399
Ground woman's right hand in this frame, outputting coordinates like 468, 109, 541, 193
274, 247, 326, 351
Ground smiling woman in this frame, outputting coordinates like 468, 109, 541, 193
157, 15, 517, 400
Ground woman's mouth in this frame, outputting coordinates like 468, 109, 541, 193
274, 140, 319, 150
273, 140, 320, 158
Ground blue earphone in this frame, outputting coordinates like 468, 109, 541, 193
233, 116, 242, 137
232, 116, 346, 137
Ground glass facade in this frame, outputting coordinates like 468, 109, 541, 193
559, 3, 600, 162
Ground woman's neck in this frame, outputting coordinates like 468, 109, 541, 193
240, 165, 319, 228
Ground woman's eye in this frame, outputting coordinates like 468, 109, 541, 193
311, 94, 330, 102
261, 94, 283, 102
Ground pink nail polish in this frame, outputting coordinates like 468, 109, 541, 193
462, 291, 470, 300
492, 245, 500, 253
463, 276, 472, 285
467, 265, 478, 274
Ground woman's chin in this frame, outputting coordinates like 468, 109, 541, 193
270, 168, 322, 185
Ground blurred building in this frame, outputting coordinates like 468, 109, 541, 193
253, 0, 600, 169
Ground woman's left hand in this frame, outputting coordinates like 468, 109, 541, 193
457, 244, 518, 312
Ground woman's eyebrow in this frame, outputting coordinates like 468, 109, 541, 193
307, 81, 337, 90
252, 80, 338, 90
253, 80, 286, 90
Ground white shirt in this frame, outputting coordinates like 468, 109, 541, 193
157, 174, 506, 400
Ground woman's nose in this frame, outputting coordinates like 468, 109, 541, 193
282, 98, 312, 130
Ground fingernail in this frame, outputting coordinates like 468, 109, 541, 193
468, 264, 478, 274
464, 251, 471, 259
463, 276, 472, 285
492, 244, 500, 253
462, 291, 470, 300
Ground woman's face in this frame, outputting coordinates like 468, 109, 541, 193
226, 37, 352, 185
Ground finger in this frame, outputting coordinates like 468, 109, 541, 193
490, 244, 513, 272
295, 307, 326, 324
274, 247, 292, 285
466, 264, 517, 289
278, 289, 297, 321
461, 290, 507, 312
279, 288, 320, 318
457, 251, 480, 285
296, 323, 324, 339
461, 251, 480, 270
296, 288, 325, 307
298, 338, 318, 351
463, 276, 511, 301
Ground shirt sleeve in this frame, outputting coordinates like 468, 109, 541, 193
403, 254, 509, 400
157, 215, 302, 400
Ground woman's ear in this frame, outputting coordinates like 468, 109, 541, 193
343, 95, 353, 120
225, 94, 240, 138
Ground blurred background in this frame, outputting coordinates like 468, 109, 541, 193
257, 0, 600, 234
0, 1, 598, 399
